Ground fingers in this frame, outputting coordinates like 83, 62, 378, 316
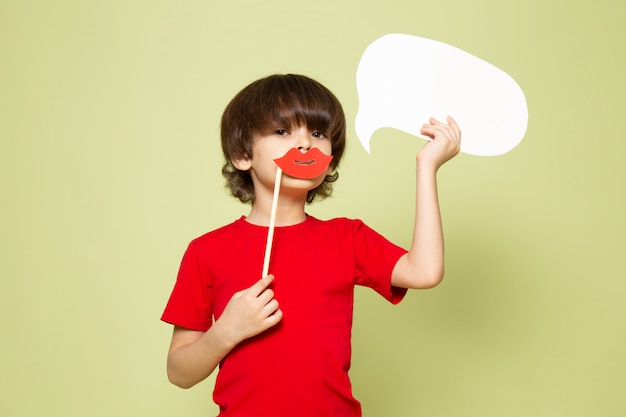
416, 115, 462, 168
446, 116, 462, 142
264, 305, 283, 327
255, 279, 282, 331
420, 117, 448, 138
235, 275, 276, 308
250, 274, 280, 312
223, 274, 282, 342
253, 275, 279, 307
250, 274, 274, 297
420, 116, 461, 143
257, 285, 276, 306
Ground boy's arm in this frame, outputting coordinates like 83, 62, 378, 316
391, 116, 461, 289
166, 274, 282, 388
166, 324, 233, 389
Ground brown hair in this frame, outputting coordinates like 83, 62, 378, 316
220, 74, 346, 204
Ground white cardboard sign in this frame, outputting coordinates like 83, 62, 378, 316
356, 34, 528, 156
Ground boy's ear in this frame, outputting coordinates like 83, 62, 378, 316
231, 157, 252, 171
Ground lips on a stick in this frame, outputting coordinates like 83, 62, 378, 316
261, 148, 334, 277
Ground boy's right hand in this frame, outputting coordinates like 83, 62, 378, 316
217, 274, 283, 346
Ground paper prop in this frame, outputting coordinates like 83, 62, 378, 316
261, 148, 334, 277
274, 147, 334, 179
355, 33, 528, 156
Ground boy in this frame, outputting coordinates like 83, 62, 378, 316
162, 74, 461, 416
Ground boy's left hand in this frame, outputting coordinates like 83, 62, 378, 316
418, 116, 461, 169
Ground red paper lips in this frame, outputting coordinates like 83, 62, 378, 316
273, 148, 334, 179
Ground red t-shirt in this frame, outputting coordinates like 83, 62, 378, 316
162, 216, 407, 417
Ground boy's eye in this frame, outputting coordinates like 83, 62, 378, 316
312, 131, 327, 139
274, 129, 288, 136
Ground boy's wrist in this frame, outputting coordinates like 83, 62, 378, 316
207, 320, 239, 353
415, 158, 440, 175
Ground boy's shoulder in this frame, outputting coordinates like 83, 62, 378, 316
306, 216, 374, 238
188, 216, 248, 247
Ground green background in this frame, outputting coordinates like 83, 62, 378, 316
2, 0, 625, 416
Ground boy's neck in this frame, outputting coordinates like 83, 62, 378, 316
245, 198, 307, 227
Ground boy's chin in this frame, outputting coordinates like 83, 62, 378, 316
280, 175, 325, 192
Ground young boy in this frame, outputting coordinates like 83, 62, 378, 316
161, 74, 461, 416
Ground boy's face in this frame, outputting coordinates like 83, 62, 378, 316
232, 125, 333, 200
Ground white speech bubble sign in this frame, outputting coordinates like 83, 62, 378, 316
356, 34, 528, 156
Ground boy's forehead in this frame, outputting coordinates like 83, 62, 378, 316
242, 92, 340, 136
253, 106, 325, 130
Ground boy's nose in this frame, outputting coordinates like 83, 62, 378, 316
295, 132, 311, 151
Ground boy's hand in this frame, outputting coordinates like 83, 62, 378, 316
418, 116, 461, 170
217, 274, 283, 346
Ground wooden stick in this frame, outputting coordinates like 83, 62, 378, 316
262, 166, 282, 278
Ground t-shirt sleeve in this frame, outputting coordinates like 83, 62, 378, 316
352, 220, 408, 304
161, 239, 214, 331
